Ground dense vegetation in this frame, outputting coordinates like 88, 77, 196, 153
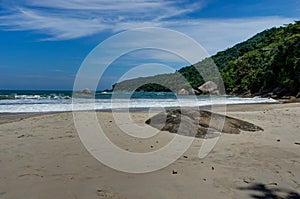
221, 21, 300, 96
114, 21, 300, 97
113, 72, 193, 92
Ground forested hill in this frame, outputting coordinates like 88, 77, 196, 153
114, 21, 300, 97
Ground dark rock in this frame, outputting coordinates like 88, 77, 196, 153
261, 92, 273, 98
242, 91, 254, 98
145, 109, 263, 138
192, 89, 201, 95
259, 88, 273, 96
272, 87, 289, 98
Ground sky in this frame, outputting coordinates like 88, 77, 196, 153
0, 0, 299, 90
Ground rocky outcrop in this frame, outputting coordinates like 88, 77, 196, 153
177, 88, 190, 95
198, 81, 220, 95
177, 88, 201, 95
146, 109, 263, 138
81, 88, 92, 94
282, 96, 300, 103
259, 87, 300, 101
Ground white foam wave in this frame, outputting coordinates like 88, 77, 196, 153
0, 97, 277, 113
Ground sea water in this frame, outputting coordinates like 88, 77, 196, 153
0, 90, 277, 113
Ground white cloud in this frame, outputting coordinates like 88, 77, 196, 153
0, 0, 203, 40
0, 8, 111, 40
0, 1, 296, 53
166, 17, 295, 54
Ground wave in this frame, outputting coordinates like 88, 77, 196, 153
0, 96, 277, 113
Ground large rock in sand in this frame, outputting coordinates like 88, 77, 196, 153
145, 109, 263, 138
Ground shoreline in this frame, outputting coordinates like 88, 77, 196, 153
0, 100, 282, 115
0, 101, 298, 121
1, 102, 298, 126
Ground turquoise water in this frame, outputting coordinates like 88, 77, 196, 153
0, 90, 177, 100
0, 90, 277, 113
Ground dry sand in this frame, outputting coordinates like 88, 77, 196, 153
0, 103, 300, 199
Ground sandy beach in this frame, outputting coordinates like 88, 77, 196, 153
0, 103, 300, 199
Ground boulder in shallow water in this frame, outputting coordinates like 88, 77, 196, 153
177, 88, 190, 95
145, 109, 263, 138
81, 88, 92, 94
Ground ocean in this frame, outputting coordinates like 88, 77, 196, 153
0, 90, 277, 113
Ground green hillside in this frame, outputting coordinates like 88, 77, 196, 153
114, 21, 300, 97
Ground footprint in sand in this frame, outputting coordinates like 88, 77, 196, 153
18, 173, 43, 178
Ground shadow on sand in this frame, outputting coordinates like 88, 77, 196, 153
238, 183, 300, 199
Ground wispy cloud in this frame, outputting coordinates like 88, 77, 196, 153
0, 1, 296, 54
166, 17, 295, 54
0, 0, 203, 40
0, 8, 112, 40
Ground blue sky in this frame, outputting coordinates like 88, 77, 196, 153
0, 0, 299, 90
